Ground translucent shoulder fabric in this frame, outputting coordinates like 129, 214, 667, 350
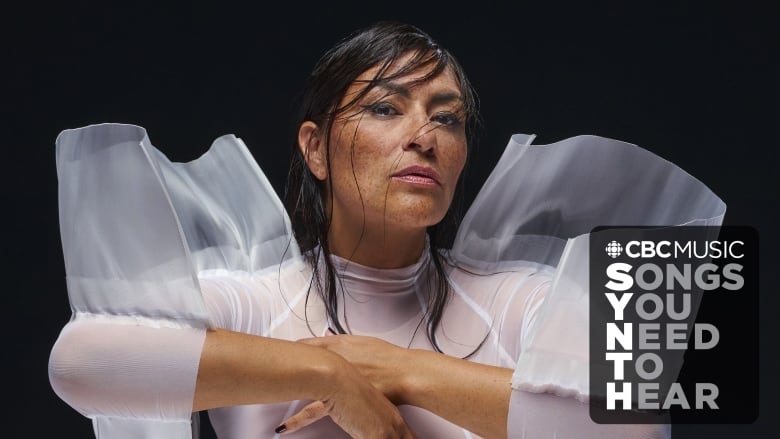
54, 123, 300, 437
450, 134, 725, 403
51, 124, 725, 438
56, 124, 299, 326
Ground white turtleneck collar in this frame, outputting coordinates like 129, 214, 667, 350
329, 245, 430, 297
313, 242, 432, 334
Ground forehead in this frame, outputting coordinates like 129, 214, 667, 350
352, 52, 460, 95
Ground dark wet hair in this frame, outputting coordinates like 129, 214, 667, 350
284, 21, 480, 353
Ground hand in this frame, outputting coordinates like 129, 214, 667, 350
277, 353, 416, 438
283, 334, 514, 438
298, 334, 412, 404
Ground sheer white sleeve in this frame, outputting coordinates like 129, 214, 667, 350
49, 123, 297, 438
452, 134, 725, 438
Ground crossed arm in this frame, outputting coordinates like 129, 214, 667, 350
196, 330, 669, 439
51, 276, 667, 438
52, 321, 668, 438
194, 328, 513, 438
285, 333, 513, 438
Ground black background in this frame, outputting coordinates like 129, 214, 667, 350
5, 1, 776, 437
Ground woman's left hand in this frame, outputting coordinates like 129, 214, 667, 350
274, 335, 416, 436
298, 334, 412, 404
282, 333, 514, 438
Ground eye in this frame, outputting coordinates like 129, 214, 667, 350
431, 112, 462, 127
364, 102, 399, 117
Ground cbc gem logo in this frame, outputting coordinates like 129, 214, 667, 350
605, 241, 623, 258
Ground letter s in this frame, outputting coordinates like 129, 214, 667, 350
606, 262, 634, 291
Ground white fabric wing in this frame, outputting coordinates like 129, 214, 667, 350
52, 123, 299, 438
56, 123, 299, 324
452, 133, 725, 407
453, 134, 726, 269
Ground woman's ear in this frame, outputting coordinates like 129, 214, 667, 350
298, 121, 328, 181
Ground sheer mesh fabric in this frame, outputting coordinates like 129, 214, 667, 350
50, 124, 724, 438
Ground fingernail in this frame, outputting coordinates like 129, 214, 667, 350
274, 424, 287, 434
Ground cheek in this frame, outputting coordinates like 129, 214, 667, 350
328, 124, 391, 194
329, 123, 362, 175
456, 146, 468, 171
351, 126, 399, 173
445, 141, 468, 180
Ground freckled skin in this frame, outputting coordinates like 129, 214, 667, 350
319, 61, 467, 267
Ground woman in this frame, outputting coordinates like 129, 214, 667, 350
49, 22, 724, 438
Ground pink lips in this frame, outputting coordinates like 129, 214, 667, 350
391, 165, 441, 186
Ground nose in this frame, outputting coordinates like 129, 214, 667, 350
405, 121, 438, 155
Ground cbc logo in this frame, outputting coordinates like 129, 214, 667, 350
608, 241, 672, 259
605, 241, 623, 258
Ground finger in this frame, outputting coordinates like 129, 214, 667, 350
274, 401, 328, 435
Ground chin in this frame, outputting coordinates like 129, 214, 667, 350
384, 208, 448, 231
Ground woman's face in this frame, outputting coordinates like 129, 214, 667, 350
320, 57, 468, 235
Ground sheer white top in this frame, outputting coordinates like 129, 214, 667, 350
49, 124, 725, 438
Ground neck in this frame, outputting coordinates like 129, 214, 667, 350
327, 220, 428, 269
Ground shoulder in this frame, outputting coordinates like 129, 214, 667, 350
198, 257, 311, 292
441, 252, 553, 329
197, 258, 313, 332
437, 253, 554, 363
444, 252, 553, 300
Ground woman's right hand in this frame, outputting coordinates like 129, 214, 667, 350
277, 358, 416, 438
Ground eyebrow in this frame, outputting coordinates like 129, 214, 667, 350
373, 81, 463, 106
